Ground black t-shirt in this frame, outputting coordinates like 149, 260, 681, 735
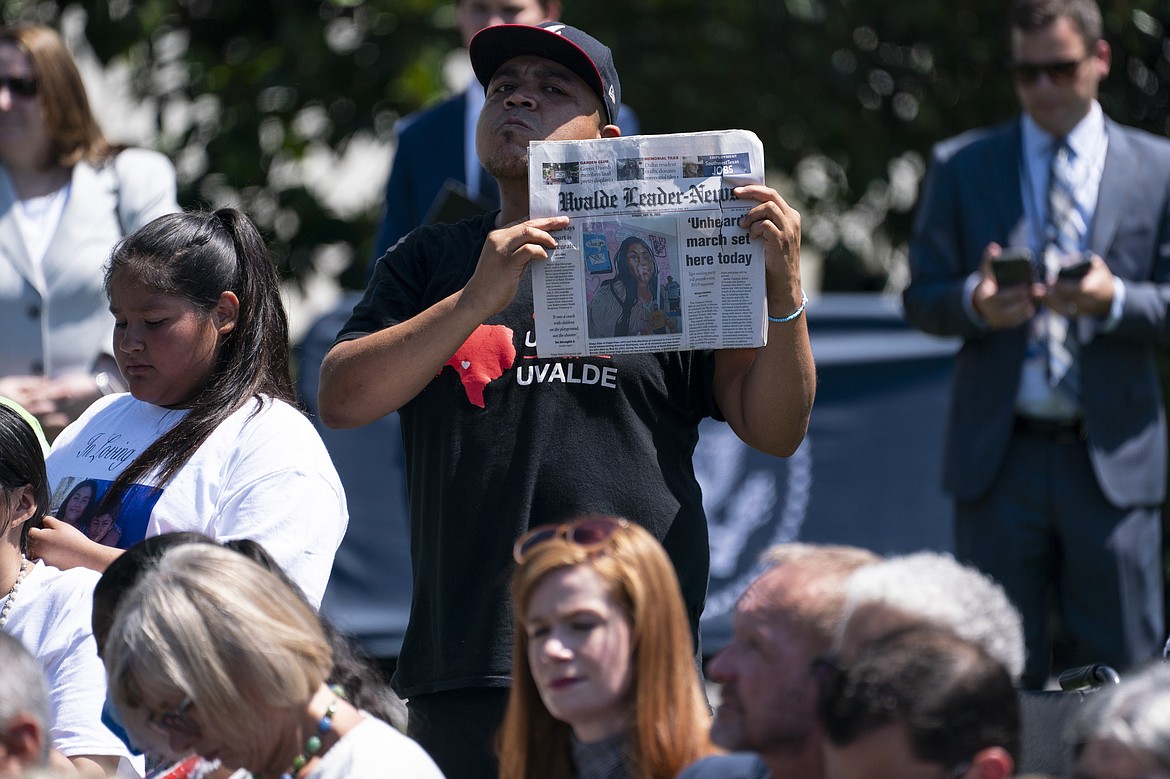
337, 212, 721, 696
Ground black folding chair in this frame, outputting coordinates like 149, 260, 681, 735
1017, 664, 1120, 776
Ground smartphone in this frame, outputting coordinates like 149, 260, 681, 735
991, 249, 1035, 287
1057, 258, 1093, 280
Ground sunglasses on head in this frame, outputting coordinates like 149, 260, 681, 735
513, 516, 629, 564
1011, 54, 1090, 85
0, 76, 38, 97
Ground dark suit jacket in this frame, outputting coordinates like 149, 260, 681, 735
372, 89, 642, 261
372, 92, 483, 261
903, 116, 1170, 508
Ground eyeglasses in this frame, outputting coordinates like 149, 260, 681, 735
146, 696, 200, 737
513, 516, 629, 564
0, 76, 38, 97
1011, 55, 1091, 85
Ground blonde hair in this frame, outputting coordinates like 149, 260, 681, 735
498, 517, 712, 779
103, 544, 333, 751
0, 24, 117, 166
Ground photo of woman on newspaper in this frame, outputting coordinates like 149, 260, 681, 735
588, 234, 678, 338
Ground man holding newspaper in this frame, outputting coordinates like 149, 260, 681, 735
318, 20, 814, 778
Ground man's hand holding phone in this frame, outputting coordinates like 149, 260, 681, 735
991, 248, 1036, 287
1045, 253, 1114, 318
974, 245, 1040, 329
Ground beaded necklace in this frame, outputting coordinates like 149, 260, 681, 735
277, 685, 345, 779
0, 555, 29, 630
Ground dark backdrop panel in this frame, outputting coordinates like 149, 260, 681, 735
698, 293, 958, 654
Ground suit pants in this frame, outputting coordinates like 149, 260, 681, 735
955, 425, 1164, 689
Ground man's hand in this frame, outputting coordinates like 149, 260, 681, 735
458, 216, 571, 319
714, 184, 814, 458
319, 214, 572, 429
733, 185, 803, 313
973, 244, 1040, 329
1044, 253, 1114, 318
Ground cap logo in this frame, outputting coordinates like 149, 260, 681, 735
608, 85, 616, 105
546, 24, 567, 36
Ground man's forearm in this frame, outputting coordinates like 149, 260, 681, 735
317, 291, 484, 428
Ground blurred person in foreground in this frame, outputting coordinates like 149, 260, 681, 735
91, 532, 405, 779
0, 631, 51, 777
834, 550, 1026, 684
102, 544, 444, 779
0, 23, 179, 439
902, 0, 1170, 687
318, 20, 814, 778
498, 516, 713, 778
0, 401, 140, 777
1067, 661, 1170, 779
678, 543, 880, 779
818, 625, 1019, 779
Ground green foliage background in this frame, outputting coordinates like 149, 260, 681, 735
4, 0, 1168, 291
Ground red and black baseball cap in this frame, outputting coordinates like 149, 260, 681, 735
470, 22, 622, 126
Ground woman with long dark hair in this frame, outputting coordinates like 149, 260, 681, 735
29, 208, 347, 606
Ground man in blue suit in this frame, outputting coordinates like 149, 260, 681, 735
371, 0, 639, 262
903, 0, 1170, 689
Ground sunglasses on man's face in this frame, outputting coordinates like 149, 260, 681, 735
0, 76, 38, 97
1011, 54, 1091, 85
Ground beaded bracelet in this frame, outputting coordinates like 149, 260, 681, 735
768, 290, 808, 324
280, 685, 346, 779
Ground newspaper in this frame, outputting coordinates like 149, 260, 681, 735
528, 129, 768, 358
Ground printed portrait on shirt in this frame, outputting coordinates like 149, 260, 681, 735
49, 476, 162, 550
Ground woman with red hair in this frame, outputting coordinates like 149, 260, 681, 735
498, 516, 714, 778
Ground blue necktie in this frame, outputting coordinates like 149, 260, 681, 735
1044, 141, 1083, 395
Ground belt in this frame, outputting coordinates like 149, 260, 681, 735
1013, 415, 1085, 443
